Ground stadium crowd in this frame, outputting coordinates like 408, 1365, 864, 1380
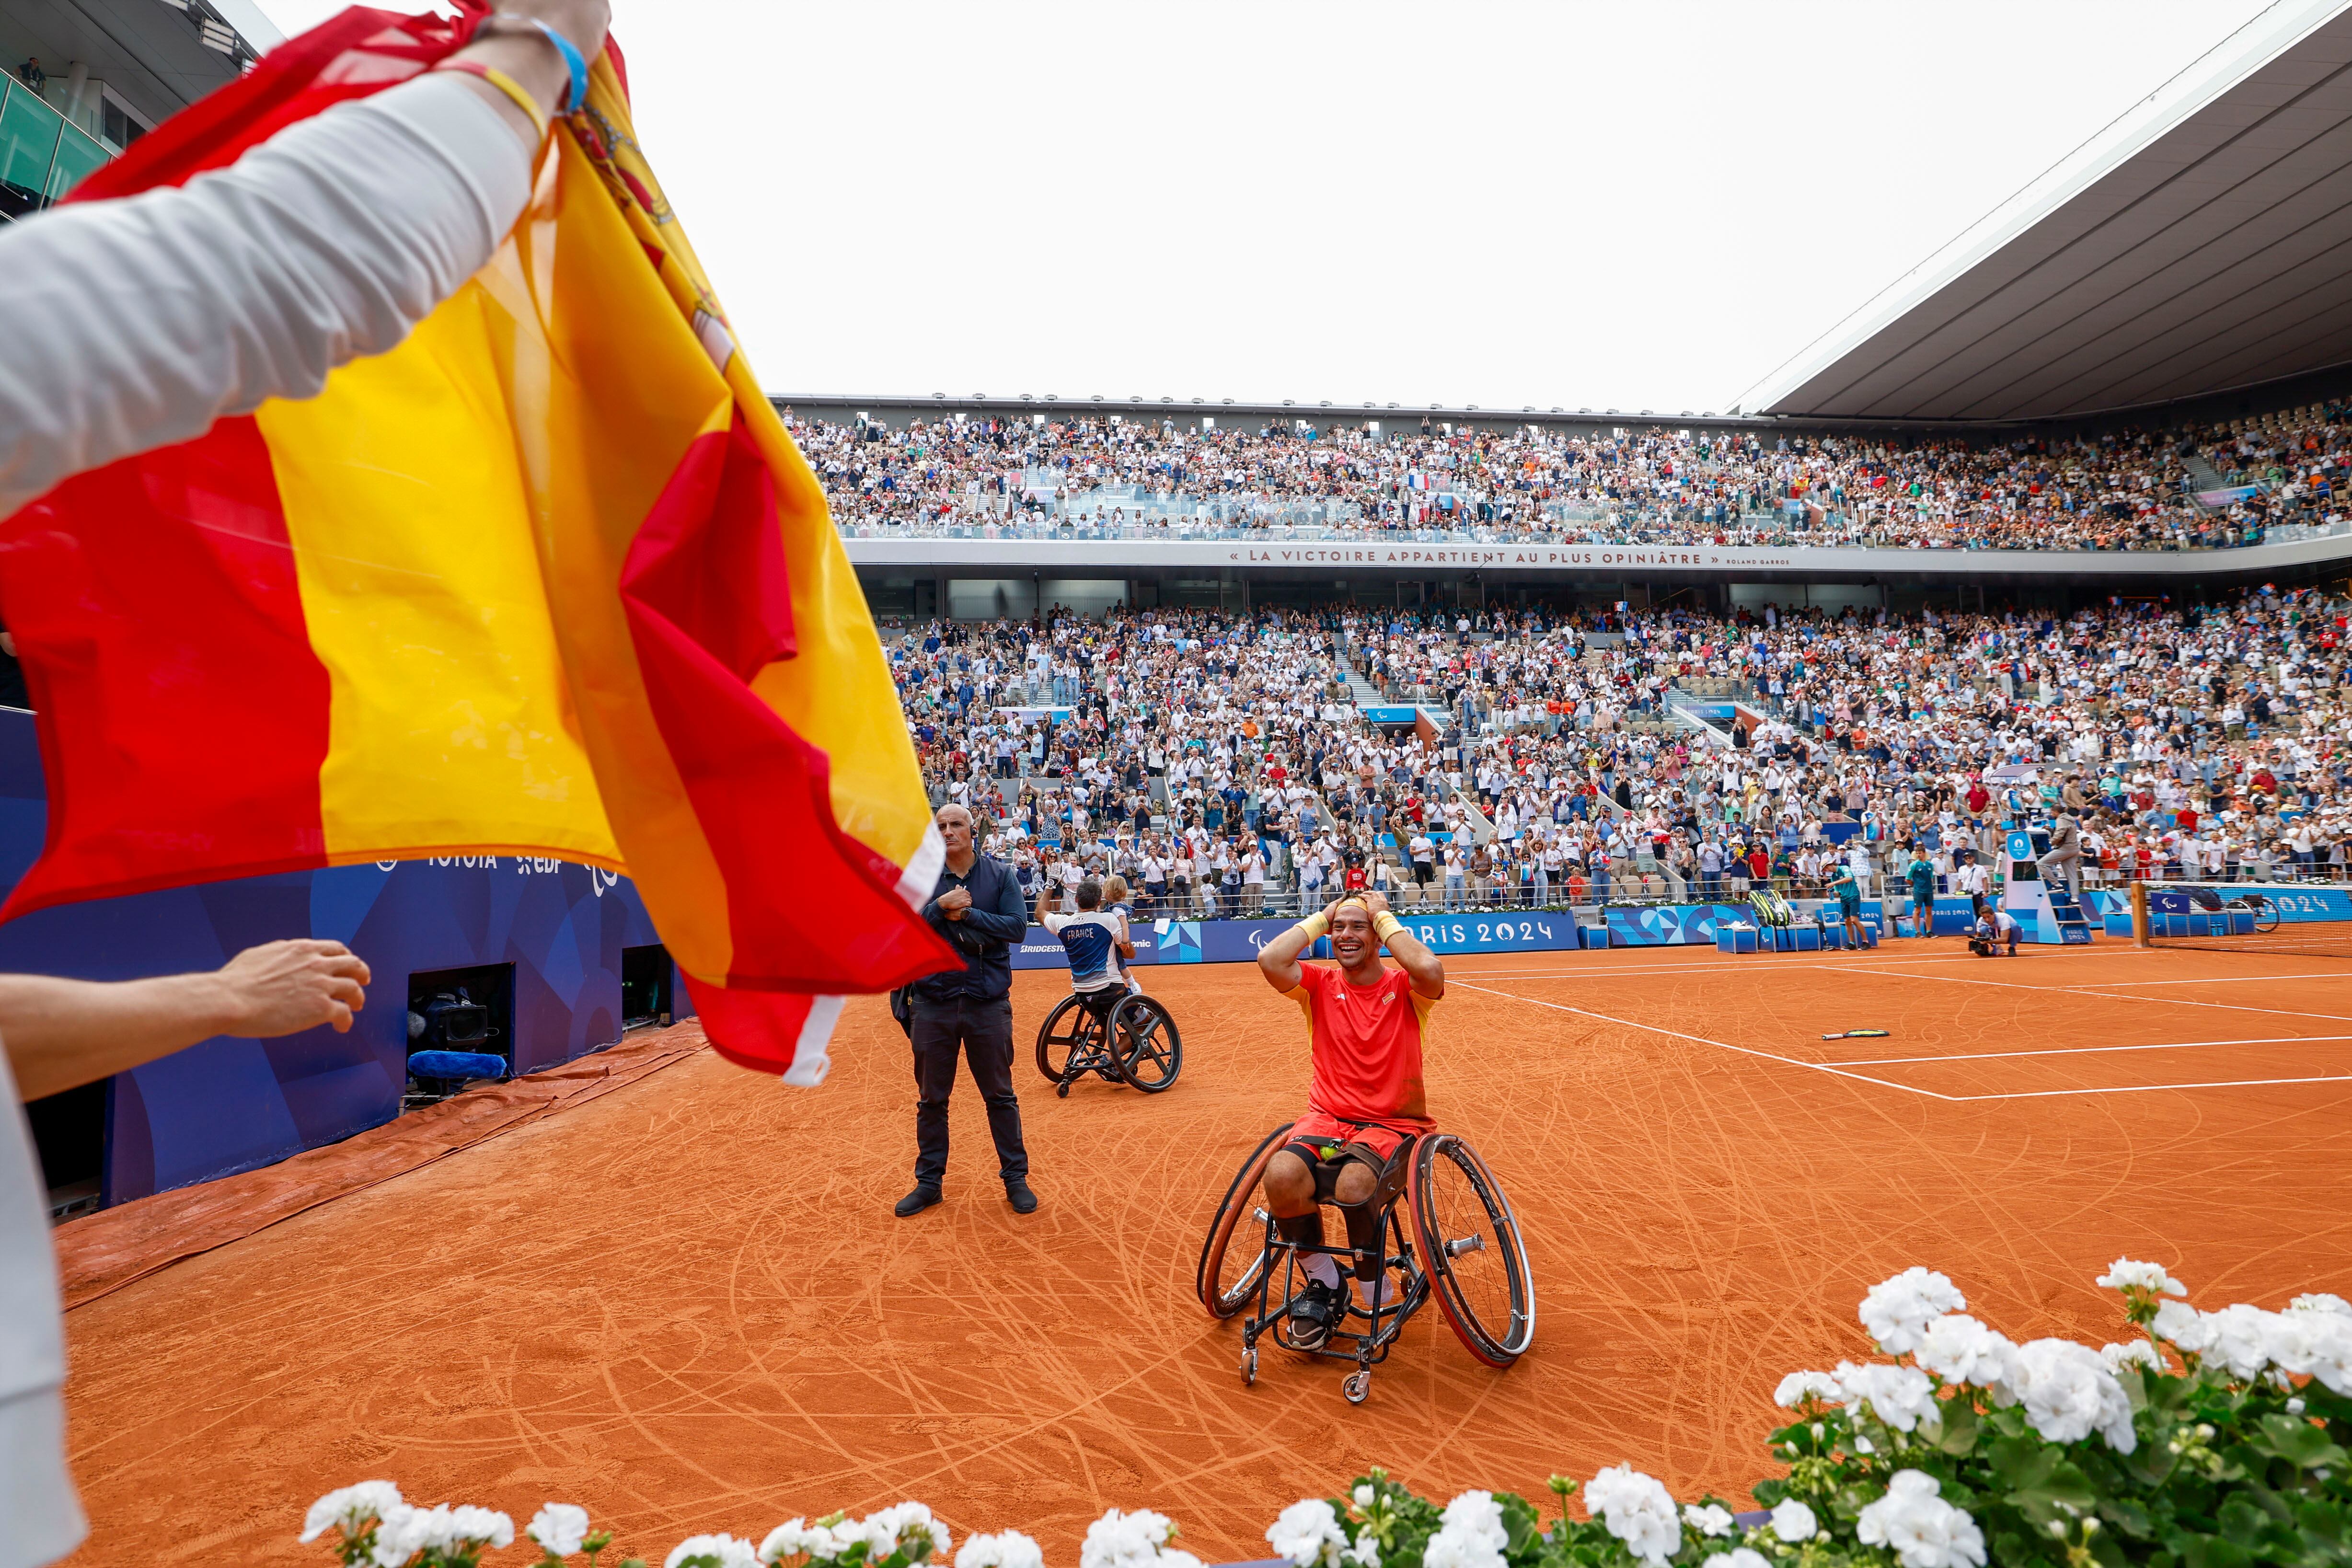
890, 586, 2352, 919
797, 399, 2352, 553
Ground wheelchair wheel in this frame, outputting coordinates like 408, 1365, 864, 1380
1034, 994, 1092, 1084
1197, 1122, 1293, 1319
1408, 1133, 1534, 1367
2233, 895, 2280, 934
1110, 994, 1182, 1093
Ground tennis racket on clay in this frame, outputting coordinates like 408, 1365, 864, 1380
1821, 1029, 1891, 1040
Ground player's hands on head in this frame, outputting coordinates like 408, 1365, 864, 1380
1360, 889, 1391, 917
215, 939, 371, 1037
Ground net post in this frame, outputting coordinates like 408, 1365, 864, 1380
2130, 878, 2150, 949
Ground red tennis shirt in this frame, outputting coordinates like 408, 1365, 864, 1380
1283, 962, 1438, 1149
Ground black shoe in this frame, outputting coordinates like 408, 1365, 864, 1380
1005, 1178, 1039, 1214
894, 1186, 943, 1218
1287, 1277, 1344, 1350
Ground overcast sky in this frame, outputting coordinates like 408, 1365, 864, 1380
259, 0, 2281, 413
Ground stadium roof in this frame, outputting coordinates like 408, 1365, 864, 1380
1734, 0, 2352, 425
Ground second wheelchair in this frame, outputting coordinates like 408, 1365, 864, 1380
1033, 988, 1183, 1096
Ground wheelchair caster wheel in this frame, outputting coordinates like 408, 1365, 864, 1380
1242, 1348, 1257, 1386
1342, 1371, 1371, 1404
1056, 1083, 1070, 1098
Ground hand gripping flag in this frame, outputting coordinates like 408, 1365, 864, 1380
0, 5, 956, 1082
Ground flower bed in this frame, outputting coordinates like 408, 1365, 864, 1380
299, 1263, 2350, 1568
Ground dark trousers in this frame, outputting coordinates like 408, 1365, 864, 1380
910, 994, 1027, 1189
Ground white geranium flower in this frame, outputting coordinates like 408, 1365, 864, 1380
1773, 1371, 1841, 1407
866, 1502, 948, 1562
2203, 1304, 2275, 1382
2101, 1340, 2163, 1374
1439, 1492, 1507, 1553
1860, 1268, 1967, 1355
2152, 1299, 2214, 1353
369, 1504, 425, 1568
956, 1532, 1046, 1568
1420, 1528, 1500, 1568
1769, 1500, 1817, 1543
2295, 1316, 2352, 1401
1353, 1486, 1376, 1509
1583, 1466, 1680, 1565
1081, 1510, 1179, 1568
301, 1481, 404, 1544
1268, 1500, 1349, 1568
529, 1503, 591, 1557
668, 1535, 762, 1568
1834, 1361, 1938, 1432
449, 1506, 514, 1549
2012, 1340, 2136, 1451
761, 1519, 830, 1563
2290, 1293, 2352, 1317
1856, 1471, 1986, 1568
1915, 1315, 2022, 1393
2096, 1260, 2187, 1297
1351, 1531, 1382, 1568
1702, 1552, 1769, 1568
1682, 1504, 1736, 1538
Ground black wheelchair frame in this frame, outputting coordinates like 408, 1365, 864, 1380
1032, 988, 1183, 1097
1197, 1122, 1534, 1404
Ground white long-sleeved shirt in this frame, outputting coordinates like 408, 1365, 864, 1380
0, 71, 530, 1568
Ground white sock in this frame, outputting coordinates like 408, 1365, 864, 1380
1301, 1252, 1342, 1290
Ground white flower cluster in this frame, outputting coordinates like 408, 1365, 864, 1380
1858, 1268, 1967, 1355
757, 1504, 952, 1568
1420, 1489, 1510, 1568
2152, 1294, 2352, 1393
671, 1537, 763, 1568
298, 1482, 514, 1567
1856, 1471, 1985, 1568
1265, 1499, 1376, 1568
529, 1504, 592, 1557
956, 1533, 1047, 1568
1079, 1509, 1199, 1568
1582, 1467, 1681, 1566
2096, 1259, 2188, 1297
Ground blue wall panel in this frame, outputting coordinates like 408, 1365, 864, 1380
0, 709, 688, 1206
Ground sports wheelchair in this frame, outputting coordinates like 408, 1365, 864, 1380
2182, 885, 2280, 933
1194, 1121, 1533, 1404
1033, 988, 1183, 1096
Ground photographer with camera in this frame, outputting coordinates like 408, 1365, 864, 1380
899, 805, 1038, 1219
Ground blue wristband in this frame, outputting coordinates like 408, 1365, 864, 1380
524, 17, 588, 113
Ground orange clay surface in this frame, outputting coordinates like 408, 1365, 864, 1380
57, 940, 2352, 1565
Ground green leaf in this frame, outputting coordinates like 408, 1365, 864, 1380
2099, 1499, 2156, 1540
2181, 1536, 2251, 1568
1937, 1399, 1981, 1456
2217, 1496, 2267, 1548
2247, 1414, 2349, 1471
1499, 1493, 1542, 1559
1990, 1436, 2099, 1515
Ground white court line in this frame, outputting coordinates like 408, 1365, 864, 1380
1956, 1074, 2352, 1102
1449, 980, 1958, 1101
1832, 1034, 2352, 1066
1460, 979, 2352, 1103
1860, 966, 2352, 1026
2067, 973, 2352, 988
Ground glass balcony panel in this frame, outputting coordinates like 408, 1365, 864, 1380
45, 119, 109, 201
0, 80, 65, 219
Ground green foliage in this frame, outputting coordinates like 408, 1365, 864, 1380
1315, 1297, 2352, 1568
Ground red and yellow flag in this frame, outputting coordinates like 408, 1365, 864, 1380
0, 5, 952, 1080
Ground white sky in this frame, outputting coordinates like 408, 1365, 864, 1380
259, 0, 2281, 414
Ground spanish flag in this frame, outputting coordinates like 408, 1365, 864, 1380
0, 5, 954, 1081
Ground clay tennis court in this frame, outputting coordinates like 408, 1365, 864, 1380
54, 939, 2352, 1565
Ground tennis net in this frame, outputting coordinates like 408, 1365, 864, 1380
2131, 881, 2352, 957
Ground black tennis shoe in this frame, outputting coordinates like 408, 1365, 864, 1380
1287, 1276, 1344, 1350
894, 1186, 943, 1218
